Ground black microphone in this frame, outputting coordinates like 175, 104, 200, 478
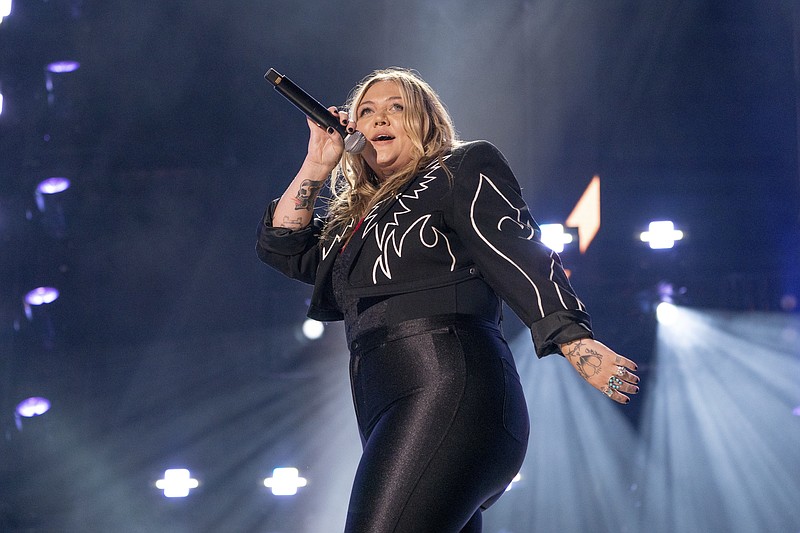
265, 68, 366, 154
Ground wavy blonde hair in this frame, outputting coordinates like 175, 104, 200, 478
322, 68, 461, 242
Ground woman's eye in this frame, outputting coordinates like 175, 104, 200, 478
359, 108, 373, 117
390, 103, 404, 112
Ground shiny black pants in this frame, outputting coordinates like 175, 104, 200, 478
345, 315, 529, 533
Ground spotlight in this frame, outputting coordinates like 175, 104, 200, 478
301, 319, 325, 340
155, 469, 199, 498
505, 472, 522, 492
640, 220, 684, 249
264, 467, 307, 496
24, 287, 60, 322
656, 302, 678, 325
36, 177, 71, 195
33, 177, 71, 238
36, 177, 71, 211
46, 60, 80, 74
0, 0, 11, 25
16, 397, 51, 418
0, 90, 4, 116
24, 287, 59, 306
539, 224, 574, 253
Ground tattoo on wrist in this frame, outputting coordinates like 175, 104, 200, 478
563, 339, 603, 380
282, 215, 304, 229
293, 179, 324, 211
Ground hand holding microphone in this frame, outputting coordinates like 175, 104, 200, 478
265, 68, 366, 154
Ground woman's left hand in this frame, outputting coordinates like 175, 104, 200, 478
560, 338, 640, 404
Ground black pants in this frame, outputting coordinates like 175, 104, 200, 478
345, 314, 529, 533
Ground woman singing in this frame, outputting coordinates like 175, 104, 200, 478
256, 67, 639, 532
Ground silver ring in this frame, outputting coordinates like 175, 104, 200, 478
616, 366, 625, 377
604, 387, 614, 397
608, 376, 623, 390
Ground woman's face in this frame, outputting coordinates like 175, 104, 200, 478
355, 80, 415, 181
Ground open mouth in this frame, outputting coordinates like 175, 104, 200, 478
372, 134, 395, 142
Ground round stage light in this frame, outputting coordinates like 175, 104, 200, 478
16, 397, 51, 418
656, 302, 678, 325
24, 287, 59, 306
37, 177, 71, 195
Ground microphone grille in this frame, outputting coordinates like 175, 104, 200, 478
344, 132, 366, 154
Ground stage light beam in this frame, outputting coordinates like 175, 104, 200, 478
640, 308, 800, 532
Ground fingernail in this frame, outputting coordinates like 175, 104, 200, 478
634, 386, 640, 393
347, 126, 355, 133
326, 126, 335, 134
624, 398, 630, 404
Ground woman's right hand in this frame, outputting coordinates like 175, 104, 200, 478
271, 108, 356, 229
304, 107, 355, 171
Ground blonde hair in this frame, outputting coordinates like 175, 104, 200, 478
322, 68, 461, 242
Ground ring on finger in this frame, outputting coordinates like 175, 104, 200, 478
616, 365, 625, 377
608, 376, 623, 391
604, 387, 614, 398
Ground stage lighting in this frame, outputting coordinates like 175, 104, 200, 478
539, 224, 573, 253
24, 287, 59, 307
640, 220, 684, 249
0, 0, 11, 25
0, 90, 4, 116
264, 467, 307, 496
656, 301, 678, 325
36, 177, 71, 210
505, 472, 522, 492
155, 469, 199, 498
16, 396, 51, 418
45, 61, 80, 74
37, 177, 71, 195
301, 318, 325, 340
24, 287, 59, 308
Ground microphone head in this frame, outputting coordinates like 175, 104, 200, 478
344, 132, 367, 154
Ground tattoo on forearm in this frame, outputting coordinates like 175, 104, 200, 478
282, 215, 304, 229
563, 340, 603, 380
293, 179, 324, 211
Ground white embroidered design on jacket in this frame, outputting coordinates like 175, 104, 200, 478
321, 218, 355, 261
469, 172, 549, 317
362, 160, 456, 284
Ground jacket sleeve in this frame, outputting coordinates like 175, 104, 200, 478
446, 141, 593, 358
255, 198, 323, 285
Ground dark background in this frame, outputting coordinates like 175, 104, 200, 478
0, 0, 798, 531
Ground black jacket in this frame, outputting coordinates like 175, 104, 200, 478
256, 141, 592, 357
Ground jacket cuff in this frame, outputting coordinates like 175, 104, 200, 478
529, 310, 593, 358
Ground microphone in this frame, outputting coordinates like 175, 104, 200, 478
265, 68, 366, 154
